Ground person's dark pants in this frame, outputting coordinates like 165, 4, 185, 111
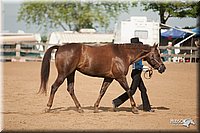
113, 69, 151, 111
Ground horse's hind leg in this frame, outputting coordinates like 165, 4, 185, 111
67, 72, 83, 113
46, 74, 65, 111
94, 78, 113, 113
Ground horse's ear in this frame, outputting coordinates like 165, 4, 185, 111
153, 43, 159, 48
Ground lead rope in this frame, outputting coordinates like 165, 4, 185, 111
143, 67, 153, 79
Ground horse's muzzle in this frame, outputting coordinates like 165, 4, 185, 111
158, 64, 166, 73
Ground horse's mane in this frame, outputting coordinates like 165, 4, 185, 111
62, 42, 113, 47
62, 42, 152, 51
114, 43, 151, 50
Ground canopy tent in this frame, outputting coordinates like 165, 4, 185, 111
161, 27, 200, 38
192, 27, 200, 37
160, 26, 196, 47
161, 28, 187, 38
160, 24, 196, 56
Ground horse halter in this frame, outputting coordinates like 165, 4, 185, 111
148, 51, 164, 70
151, 57, 164, 69
144, 51, 164, 79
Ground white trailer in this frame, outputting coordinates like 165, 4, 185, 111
114, 16, 159, 46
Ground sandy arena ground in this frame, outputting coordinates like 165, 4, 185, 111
2, 61, 199, 132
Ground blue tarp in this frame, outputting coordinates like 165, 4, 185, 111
192, 27, 200, 37
161, 28, 187, 38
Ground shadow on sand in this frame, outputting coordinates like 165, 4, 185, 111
46, 104, 170, 113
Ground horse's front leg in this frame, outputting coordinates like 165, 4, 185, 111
116, 76, 139, 114
94, 78, 113, 113
67, 72, 83, 113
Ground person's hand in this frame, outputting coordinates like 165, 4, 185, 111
143, 66, 153, 79
142, 65, 150, 72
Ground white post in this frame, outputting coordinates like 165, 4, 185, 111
167, 42, 172, 62
16, 43, 21, 58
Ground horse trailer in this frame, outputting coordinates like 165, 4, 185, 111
114, 16, 159, 46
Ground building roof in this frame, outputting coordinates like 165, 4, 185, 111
48, 32, 114, 44
0, 33, 41, 44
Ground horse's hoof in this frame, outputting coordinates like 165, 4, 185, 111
77, 109, 84, 113
44, 108, 51, 113
94, 108, 99, 113
132, 107, 139, 114
109, 107, 117, 112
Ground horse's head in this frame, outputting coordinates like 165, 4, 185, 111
144, 43, 166, 74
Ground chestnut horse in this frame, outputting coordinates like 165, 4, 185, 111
38, 43, 166, 114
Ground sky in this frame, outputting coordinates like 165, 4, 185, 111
1, 0, 197, 35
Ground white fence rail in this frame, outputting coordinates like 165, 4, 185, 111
0, 43, 199, 63
159, 46, 199, 63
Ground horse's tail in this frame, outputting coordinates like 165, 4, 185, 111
38, 45, 59, 95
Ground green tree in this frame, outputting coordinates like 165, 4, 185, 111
142, 1, 200, 24
18, 0, 136, 32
